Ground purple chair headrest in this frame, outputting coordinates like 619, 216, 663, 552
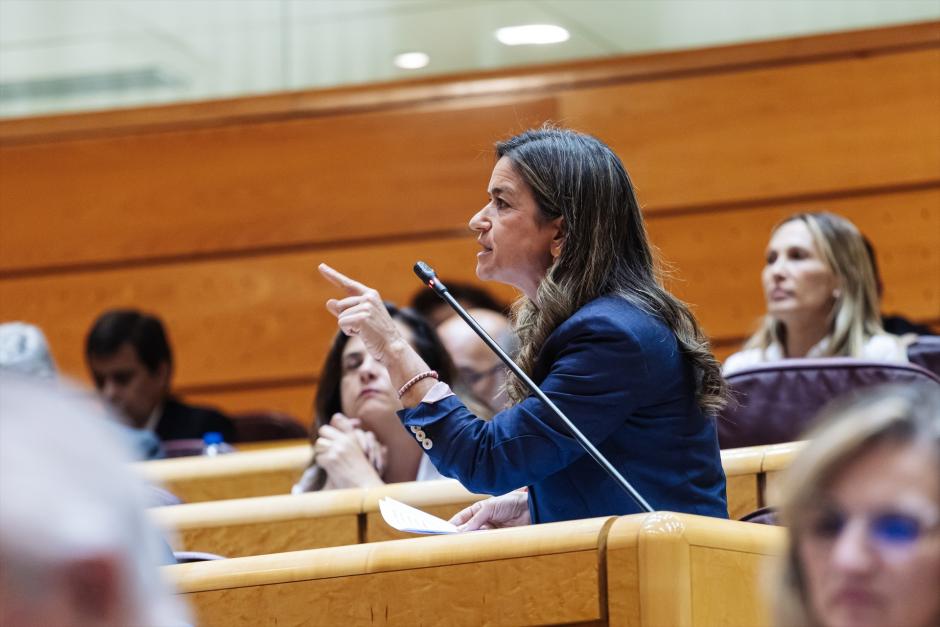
718, 358, 940, 449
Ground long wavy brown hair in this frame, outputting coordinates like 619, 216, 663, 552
499, 126, 726, 415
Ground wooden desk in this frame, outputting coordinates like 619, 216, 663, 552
606, 512, 785, 626
720, 444, 766, 519
151, 489, 362, 558
760, 441, 806, 505
135, 444, 311, 503
168, 517, 613, 626
166, 512, 785, 626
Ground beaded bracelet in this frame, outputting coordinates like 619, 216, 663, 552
397, 370, 439, 399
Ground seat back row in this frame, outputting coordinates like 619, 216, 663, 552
147, 441, 803, 558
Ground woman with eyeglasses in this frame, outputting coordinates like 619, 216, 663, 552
774, 383, 940, 627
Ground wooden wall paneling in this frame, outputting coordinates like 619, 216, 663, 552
169, 517, 612, 627
2, 25, 938, 417
4, 32, 939, 275
4, 189, 933, 410
184, 382, 316, 426
0, 235, 519, 387
2, 22, 936, 145
559, 48, 940, 211
0, 99, 557, 273
645, 186, 940, 342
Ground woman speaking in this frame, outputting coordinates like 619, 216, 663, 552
319, 126, 728, 529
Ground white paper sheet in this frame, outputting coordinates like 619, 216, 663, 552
378, 496, 459, 534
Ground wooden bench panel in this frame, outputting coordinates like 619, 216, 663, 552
169, 517, 611, 627
606, 513, 785, 627
721, 445, 767, 520
152, 479, 487, 557
165, 512, 784, 626
147, 440, 769, 559
151, 491, 361, 558
140, 437, 767, 511
761, 441, 806, 506
135, 444, 311, 503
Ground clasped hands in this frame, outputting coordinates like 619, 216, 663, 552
313, 412, 387, 489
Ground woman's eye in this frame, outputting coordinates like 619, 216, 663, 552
342, 356, 363, 372
788, 249, 808, 260
871, 514, 922, 544
808, 511, 844, 538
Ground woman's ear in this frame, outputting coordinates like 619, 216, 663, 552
550, 217, 565, 260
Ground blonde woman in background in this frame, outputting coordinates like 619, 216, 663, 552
773, 383, 940, 627
724, 212, 911, 375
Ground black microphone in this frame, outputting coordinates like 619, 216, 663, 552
413, 261, 654, 513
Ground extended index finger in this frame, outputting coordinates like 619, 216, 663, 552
318, 263, 370, 295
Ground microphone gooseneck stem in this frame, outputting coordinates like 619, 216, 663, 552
415, 263, 654, 513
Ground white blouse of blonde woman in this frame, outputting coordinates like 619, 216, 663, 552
723, 219, 909, 375
293, 325, 443, 493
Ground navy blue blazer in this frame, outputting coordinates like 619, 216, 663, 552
399, 295, 728, 524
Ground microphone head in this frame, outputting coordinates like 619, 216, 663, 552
413, 261, 437, 283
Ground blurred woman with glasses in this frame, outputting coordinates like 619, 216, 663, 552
774, 383, 940, 627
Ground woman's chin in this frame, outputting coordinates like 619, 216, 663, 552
354, 401, 399, 427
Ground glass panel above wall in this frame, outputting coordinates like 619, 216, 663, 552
1, 0, 938, 119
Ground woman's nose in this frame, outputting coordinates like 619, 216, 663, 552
357, 356, 381, 381
769, 257, 787, 279
829, 520, 876, 574
469, 206, 489, 232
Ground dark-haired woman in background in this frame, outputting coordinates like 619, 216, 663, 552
319, 126, 728, 527
293, 304, 462, 492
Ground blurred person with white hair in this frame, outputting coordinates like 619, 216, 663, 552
773, 383, 940, 627
0, 321, 56, 378
0, 374, 190, 626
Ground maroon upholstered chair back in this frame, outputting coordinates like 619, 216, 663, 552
718, 358, 940, 450
908, 335, 940, 377
161, 438, 206, 458
231, 411, 307, 443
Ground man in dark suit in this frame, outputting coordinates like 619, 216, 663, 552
85, 309, 235, 448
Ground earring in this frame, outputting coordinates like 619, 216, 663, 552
833, 289, 842, 299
